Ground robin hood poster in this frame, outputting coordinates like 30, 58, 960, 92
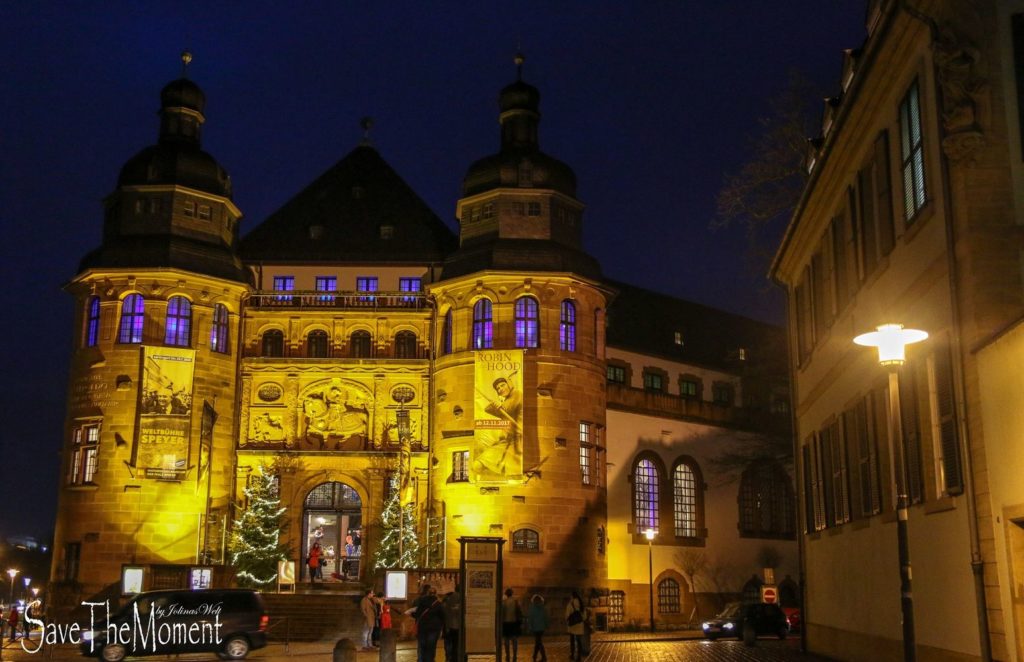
135, 346, 196, 479
473, 350, 524, 481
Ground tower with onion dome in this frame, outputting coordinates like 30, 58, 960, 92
52, 53, 249, 596
428, 54, 612, 592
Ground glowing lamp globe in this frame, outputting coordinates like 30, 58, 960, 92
644, 528, 656, 542
853, 324, 928, 366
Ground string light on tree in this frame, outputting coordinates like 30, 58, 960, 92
230, 466, 290, 588
373, 474, 419, 569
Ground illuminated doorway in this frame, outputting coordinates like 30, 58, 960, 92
303, 481, 363, 582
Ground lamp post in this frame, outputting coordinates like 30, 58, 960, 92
22, 578, 31, 601
645, 528, 656, 632
854, 323, 928, 662
6, 569, 18, 605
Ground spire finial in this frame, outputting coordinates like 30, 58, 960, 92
514, 51, 525, 81
360, 116, 374, 146
180, 50, 193, 78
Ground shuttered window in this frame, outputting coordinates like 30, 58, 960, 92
930, 345, 963, 495
899, 364, 925, 504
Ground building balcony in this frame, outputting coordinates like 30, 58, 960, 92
248, 290, 427, 310
606, 383, 788, 433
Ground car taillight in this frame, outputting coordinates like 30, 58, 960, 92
260, 615, 269, 631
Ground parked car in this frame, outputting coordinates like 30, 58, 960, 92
701, 601, 790, 640
80, 588, 268, 661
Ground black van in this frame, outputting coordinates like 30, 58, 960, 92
80, 589, 268, 661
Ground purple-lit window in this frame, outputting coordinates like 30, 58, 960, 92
514, 297, 539, 348
442, 310, 453, 355
634, 458, 659, 533
473, 299, 493, 349
85, 296, 101, 347
560, 300, 576, 351
210, 303, 230, 354
164, 296, 192, 346
118, 294, 145, 344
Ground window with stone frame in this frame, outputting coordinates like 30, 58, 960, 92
579, 422, 593, 485
711, 381, 734, 406
118, 294, 145, 344
514, 297, 539, 348
606, 364, 626, 385
273, 276, 294, 302
164, 296, 192, 347
899, 79, 927, 222
672, 461, 699, 538
399, 278, 421, 302
511, 528, 540, 552
633, 456, 660, 534
642, 369, 666, 393
679, 375, 701, 399
210, 303, 230, 354
85, 296, 101, 347
261, 329, 285, 357
451, 450, 469, 482
395, 330, 418, 359
441, 310, 453, 355
473, 299, 493, 349
307, 329, 329, 358
559, 300, 577, 351
315, 276, 337, 302
657, 578, 681, 613
68, 421, 100, 485
350, 330, 373, 358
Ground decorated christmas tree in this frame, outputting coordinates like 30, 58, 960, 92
373, 474, 420, 569
230, 466, 290, 588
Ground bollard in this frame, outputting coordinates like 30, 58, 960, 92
742, 622, 757, 647
334, 637, 358, 662
378, 628, 397, 662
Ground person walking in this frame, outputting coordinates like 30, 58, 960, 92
565, 591, 586, 661
501, 588, 522, 662
406, 583, 444, 662
307, 542, 321, 584
7, 604, 19, 643
442, 585, 462, 662
526, 594, 548, 662
359, 588, 378, 651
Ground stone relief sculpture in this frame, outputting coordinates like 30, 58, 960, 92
933, 25, 986, 163
300, 379, 372, 450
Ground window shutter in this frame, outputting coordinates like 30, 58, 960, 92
935, 347, 964, 495
830, 419, 850, 524
858, 164, 878, 278
875, 131, 895, 255
803, 443, 815, 534
820, 426, 835, 528
898, 364, 924, 503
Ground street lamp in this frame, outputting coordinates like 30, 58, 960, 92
23, 577, 31, 601
6, 569, 18, 605
645, 528, 656, 632
854, 323, 928, 662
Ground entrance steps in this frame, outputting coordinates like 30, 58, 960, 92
261, 591, 365, 642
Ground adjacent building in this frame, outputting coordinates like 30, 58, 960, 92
771, 0, 1024, 659
52, 57, 794, 627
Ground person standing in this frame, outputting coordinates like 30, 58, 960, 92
359, 588, 378, 651
7, 604, 19, 642
501, 588, 522, 662
526, 594, 548, 662
307, 542, 321, 583
442, 585, 462, 662
564, 591, 586, 661
405, 583, 444, 662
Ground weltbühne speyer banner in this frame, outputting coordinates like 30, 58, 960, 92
473, 350, 524, 481
134, 346, 196, 479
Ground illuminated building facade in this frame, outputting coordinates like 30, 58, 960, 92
771, 0, 1024, 659
53, 60, 794, 625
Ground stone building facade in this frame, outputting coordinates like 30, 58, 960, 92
52, 59, 794, 626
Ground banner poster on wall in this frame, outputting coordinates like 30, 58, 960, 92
473, 350, 524, 482
134, 346, 196, 479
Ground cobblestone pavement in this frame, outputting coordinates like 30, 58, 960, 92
0, 633, 831, 661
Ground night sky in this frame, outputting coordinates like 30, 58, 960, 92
1, 2, 866, 542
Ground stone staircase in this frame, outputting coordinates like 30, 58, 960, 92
261, 590, 366, 642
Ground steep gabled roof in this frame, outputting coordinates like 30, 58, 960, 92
606, 280, 786, 374
240, 145, 457, 263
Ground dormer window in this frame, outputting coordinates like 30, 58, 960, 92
482, 202, 495, 220
527, 202, 541, 216
198, 204, 211, 220
674, 331, 684, 346
183, 200, 196, 218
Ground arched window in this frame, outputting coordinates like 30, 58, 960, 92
657, 578, 681, 613
442, 310, 453, 355
559, 300, 576, 351
210, 303, 230, 354
164, 296, 192, 346
85, 296, 101, 347
261, 329, 284, 357
118, 294, 145, 344
472, 299, 493, 349
395, 330, 417, 358
673, 461, 699, 538
634, 458, 659, 534
350, 330, 372, 358
514, 296, 539, 348
307, 330, 329, 358
739, 461, 796, 539
511, 528, 540, 552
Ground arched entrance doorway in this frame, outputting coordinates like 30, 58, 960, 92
303, 481, 363, 582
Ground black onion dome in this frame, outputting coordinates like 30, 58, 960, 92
463, 150, 576, 198
499, 79, 540, 114
117, 146, 232, 197
160, 77, 206, 113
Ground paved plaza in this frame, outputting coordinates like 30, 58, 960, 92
0, 632, 831, 661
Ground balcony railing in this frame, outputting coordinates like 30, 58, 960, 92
249, 291, 426, 310
606, 383, 788, 433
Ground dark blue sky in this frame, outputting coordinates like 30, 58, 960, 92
0, 2, 866, 540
